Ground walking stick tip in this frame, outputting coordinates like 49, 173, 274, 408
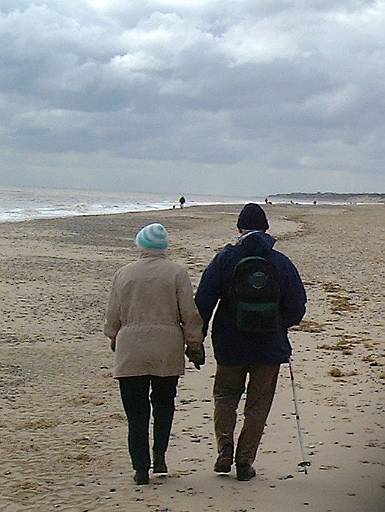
298, 461, 311, 475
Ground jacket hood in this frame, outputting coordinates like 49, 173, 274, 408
237, 231, 276, 256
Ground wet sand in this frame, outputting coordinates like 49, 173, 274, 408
0, 203, 384, 512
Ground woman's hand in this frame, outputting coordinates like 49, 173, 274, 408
185, 345, 205, 370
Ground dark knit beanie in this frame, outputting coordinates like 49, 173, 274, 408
237, 203, 269, 231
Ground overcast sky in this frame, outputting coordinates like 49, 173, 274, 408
1, 0, 384, 196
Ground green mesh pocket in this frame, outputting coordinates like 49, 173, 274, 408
236, 302, 280, 334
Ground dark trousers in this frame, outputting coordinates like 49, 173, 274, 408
214, 363, 280, 465
119, 375, 179, 471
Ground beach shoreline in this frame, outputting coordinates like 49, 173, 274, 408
0, 185, 259, 224
1, 203, 384, 512
2, 182, 382, 224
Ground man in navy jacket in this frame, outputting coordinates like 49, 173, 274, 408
195, 203, 306, 481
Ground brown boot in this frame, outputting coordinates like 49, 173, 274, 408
133, 470, 149, 485
236, 464, 256, 481
153, 453, 168, 474
214, 444, 233, 473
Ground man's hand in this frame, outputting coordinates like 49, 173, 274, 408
110, 338, 116, 352
185, 345, 205, 370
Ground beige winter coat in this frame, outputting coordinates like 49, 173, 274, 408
104, 250, 204, 378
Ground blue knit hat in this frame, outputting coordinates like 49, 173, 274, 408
135, 223, 169, 250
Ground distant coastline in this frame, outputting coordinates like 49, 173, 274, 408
269, 192, 385, 203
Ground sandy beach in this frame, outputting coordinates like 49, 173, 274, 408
0, 203, 384, 512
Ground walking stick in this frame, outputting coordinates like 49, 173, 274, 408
288, 357, 311, 475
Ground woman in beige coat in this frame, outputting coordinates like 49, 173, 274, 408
104, 223, 204, 485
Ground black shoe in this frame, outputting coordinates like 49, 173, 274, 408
133, 470, 149, 485
236, 464, 256, 481
153, 454, 168, 474
214, 444, 234, 473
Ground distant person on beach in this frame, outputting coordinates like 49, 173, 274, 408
195, 203, 306, 481
104, 223, 204, 485
179, 196, 186, 208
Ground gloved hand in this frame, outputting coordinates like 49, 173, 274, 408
185, 345, 205, 370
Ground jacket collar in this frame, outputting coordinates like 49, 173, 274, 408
139, 249, 168, 259
238, 230, 264, 242
235, 230, 276, 255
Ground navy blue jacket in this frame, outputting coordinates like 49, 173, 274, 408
195, 232, 306, 366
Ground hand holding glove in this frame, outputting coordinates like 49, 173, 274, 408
185, 345, 205, 370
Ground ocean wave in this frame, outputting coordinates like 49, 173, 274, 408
0, 187, 247, 223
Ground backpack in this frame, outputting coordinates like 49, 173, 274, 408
229, 255, 281, 334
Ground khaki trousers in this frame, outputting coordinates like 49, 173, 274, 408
214, 363, 280, 465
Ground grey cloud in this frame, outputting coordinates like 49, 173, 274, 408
1, 1, 385, 194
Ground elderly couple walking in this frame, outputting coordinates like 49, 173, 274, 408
104, 204, 306, 485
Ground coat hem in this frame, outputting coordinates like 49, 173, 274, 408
113, 369, 185, 379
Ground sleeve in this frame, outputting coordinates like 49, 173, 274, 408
103, 273, 122, 340
177, 269, 204, 349
194, 253, 223, 336
280, 258, 307, 328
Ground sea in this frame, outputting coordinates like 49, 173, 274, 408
1, 186, 378, 223
0, 186, 258, 223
